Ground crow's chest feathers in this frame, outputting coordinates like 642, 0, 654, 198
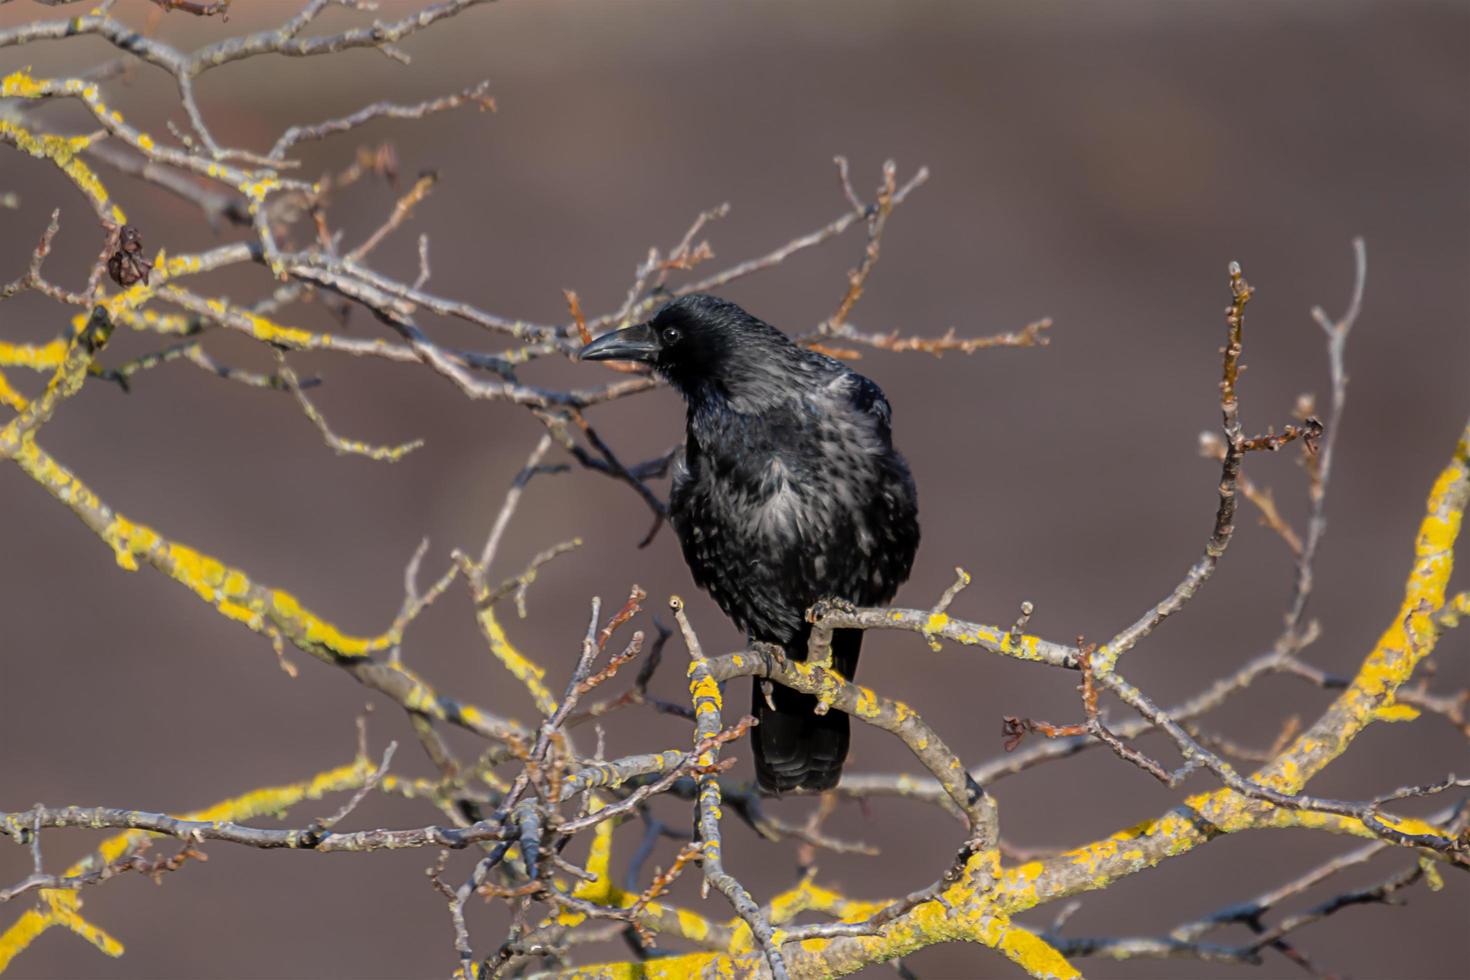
670, 395, 907, 641
681, 403, 849, 540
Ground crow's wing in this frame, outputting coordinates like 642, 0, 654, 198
833, 369, 894, 441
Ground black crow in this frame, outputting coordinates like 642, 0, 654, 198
579, 294, 920, 793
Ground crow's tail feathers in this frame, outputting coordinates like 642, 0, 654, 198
751, 681, 849, 793
751, 628, 861, 794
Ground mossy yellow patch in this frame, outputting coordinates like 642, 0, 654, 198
0, 339, 67, 371
1372, 701, 1420, 723
0, 118, 124, 223
0, 371, 26, 412
478, 605, 556, 714
1, 761, 370, 973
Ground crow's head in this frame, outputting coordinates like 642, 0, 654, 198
578, 294, 796, 401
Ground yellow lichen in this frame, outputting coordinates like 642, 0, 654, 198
478, 605, 557, 715
0, 117, 124, 223
0, 760, 373, 973
1372, 701, 1421, 723
0, 340, 68, 371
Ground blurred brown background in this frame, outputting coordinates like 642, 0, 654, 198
2, 1, 1467, 977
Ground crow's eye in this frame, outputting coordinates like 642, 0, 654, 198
662, 327, 681, 345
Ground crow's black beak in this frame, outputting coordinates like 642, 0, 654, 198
578, 321, 659, 363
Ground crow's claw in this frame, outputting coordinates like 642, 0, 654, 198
807, 597, 858, 623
